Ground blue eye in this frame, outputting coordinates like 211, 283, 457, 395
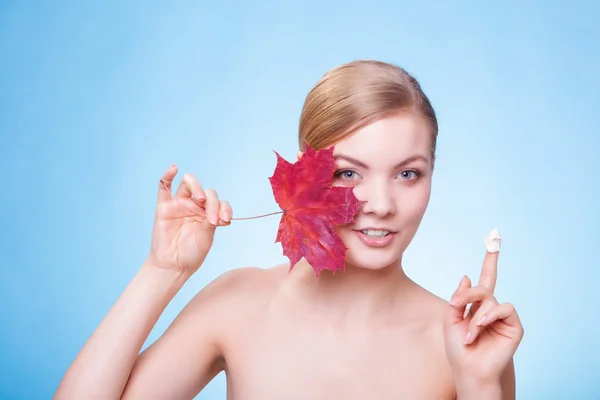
334, 169, 359, 180
398, 170, 421, 180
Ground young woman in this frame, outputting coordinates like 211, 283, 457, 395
55, 60, 524, 399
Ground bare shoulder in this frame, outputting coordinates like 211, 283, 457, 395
123, 264, 287, 398
406, 281, 450, 327
402, 283, 452, 368
198, 264, 286, 303
189, 264, 288, 329
396, 282, 455, 395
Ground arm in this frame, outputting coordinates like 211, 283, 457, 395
121, 267, 252, 399
54, 264, 190, 399
54, 165, 234, 399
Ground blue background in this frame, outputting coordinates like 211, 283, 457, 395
1, 1, 599, 399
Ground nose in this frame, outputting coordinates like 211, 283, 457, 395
354, 178, 396, 217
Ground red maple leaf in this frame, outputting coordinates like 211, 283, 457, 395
268, 143, 362, 276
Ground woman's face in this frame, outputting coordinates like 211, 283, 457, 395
330, 112, 434, 270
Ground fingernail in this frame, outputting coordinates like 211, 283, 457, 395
476, 314, 487, 326
194, 192, 205, 200
464, 331, 472, 344
450, 296, 459, 306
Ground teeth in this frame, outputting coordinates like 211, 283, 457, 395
361, 229, 390, 237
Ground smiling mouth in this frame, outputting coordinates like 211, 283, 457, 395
352, 229, 397, 247
359, 229, 392, 238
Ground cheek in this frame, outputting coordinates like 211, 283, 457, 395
398, 184, 431, 221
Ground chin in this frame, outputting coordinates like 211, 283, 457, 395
340, 229, 405, 271
344, 253, 399, 271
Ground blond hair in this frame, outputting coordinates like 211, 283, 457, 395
298, 60, 438, 160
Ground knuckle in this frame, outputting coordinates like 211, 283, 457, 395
484, 297, 496, 306
478, 286, 492, 297
182, 173, 194, 185
180, 175, 189, 187
204, 188, 218, 201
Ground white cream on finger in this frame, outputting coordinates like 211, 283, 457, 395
484, 228, 502, 253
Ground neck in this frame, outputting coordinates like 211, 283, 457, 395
282, 257, 415, 326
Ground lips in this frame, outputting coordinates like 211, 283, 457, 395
352, 227, 397, 247
359, 228, 392, 237
353, 227, 397, 235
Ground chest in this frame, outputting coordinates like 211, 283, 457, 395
223, 317, 455, 400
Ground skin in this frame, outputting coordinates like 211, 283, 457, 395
54, 112, 524, 400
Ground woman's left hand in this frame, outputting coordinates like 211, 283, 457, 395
443, 244, 524, 385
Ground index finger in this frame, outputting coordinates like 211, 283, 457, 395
479, 228, 502, 291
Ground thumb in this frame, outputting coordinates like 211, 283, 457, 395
158, 164, 178, 203
445, 275, 471, 327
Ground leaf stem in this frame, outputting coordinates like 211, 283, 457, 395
230, 211, 283, 220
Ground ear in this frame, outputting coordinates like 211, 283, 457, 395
296, 151, 303, 161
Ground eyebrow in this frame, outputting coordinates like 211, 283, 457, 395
334, 154, 430, 170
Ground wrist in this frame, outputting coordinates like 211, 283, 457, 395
454, 374, 502, 400
139, 260, 189, 293
142, 254, 191, 279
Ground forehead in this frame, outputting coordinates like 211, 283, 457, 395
333, 112, 431, 163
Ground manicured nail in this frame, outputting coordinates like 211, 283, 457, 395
464, 332, 472, 344
476, 314, 487, 326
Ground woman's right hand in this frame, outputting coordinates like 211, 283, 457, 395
144, 164, 232, 278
